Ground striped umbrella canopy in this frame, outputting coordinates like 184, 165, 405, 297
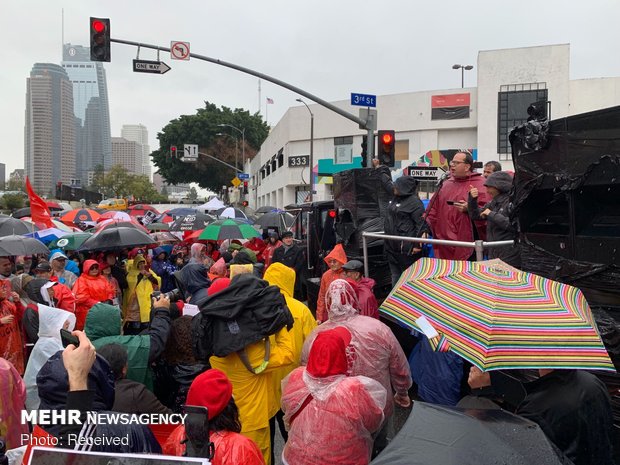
198, 219, 260, 241
97, 210, 132, 222
380, 257, 614, 372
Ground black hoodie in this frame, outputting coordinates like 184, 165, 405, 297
384, 176, 427, 255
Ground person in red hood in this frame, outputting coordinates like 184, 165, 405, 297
342, 260, 379, 320
282, 327, 386, 465
426, 150, 490, 260
163, 368, 265, 465
41, 281, 76, 313
245, 237, 266, 263
0, 279, 26, 374
72, 259, 116, 330
315, 244, 347, 324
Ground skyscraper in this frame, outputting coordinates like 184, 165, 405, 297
121, 124, 151, 179
61, 44, 112, 185
112, 137, 142, 174
24, 63, 76, 194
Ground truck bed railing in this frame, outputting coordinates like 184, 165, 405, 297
361, 232, 514, 276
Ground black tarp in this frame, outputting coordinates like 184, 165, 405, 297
371, 402, 569, 465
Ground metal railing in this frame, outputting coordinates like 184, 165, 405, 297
361, 231, 514, 276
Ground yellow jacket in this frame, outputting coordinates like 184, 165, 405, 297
123, 256, 161, 323
209, 325, 294, 433
263, 263, 317, 417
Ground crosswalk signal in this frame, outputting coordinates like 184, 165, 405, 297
243, 181, 249, 195
377, 130, 395, 167
170, 146, 177, 158
90, 17, 111, 62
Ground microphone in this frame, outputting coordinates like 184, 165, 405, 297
436, 170, 450, 187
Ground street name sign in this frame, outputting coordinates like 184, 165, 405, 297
238, 173, 250, 180
133, 59, 171, 74
351, 93, 376, 107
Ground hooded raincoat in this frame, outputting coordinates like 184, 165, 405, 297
209, 311, 295, 464
24, 305, 76, 411
164, 427, 265, 464
347, 277, 379, 319
468, 171, 520, 266
73, 259, 116, 330
426, 172, 489, 260
0, 279, 25, 374
150, 247, 178, 293
282, 330, 386, 465
175, 263, 211, 304
315, 244, 348, 323
36, 351, 161, 453
85, 303, 171, 390
264, 263, 317, 415
302, 279, 411, 419
41, 281, 76, 313
0, 357, 29, 449
384, 176, 427, 275
124, 255, 161, 324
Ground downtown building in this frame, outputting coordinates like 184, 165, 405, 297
251, 43, 620, 209
24, 63, 76, 195
111, 137, 143, 175
61, 44, 112, 187
121, 124, 151, 179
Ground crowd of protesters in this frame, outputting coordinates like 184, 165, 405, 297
0, 157, 616, 465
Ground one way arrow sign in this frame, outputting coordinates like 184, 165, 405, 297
133, 59, 171, 75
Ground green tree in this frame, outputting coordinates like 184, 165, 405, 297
161, 185, 169, 197
2, 193, 25, 210
152, 102, 269, 191
188, 186, 198, 200
6, 177, 25, 192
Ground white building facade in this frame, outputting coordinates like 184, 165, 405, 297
250, 44, 620, 209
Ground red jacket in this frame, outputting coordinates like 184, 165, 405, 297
426, 172, 489, 260
282, 367, 385, 465
0, 279, 25, 374
50, 283, 76, 313
163, 425, 265, 465
316, 244, 348, 323
73, 260, 115, 330
348, 277, 379, 319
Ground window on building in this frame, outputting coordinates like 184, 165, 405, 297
395, 139, 409, 162
278, 149, 284, 168
497, 83, 548, 160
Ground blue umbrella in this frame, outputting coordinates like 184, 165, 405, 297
24, 227, 68, 244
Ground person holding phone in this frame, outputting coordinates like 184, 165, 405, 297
163, 369, 265, 465
426, 151, 489, 260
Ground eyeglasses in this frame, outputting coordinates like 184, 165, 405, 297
449, 160, 467, 165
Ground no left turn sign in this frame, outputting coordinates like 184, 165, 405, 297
170, 41, 190, 61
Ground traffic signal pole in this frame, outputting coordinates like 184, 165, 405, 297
110, 38, 371, 131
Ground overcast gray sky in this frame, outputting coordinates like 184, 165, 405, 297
2, 0, 620, 178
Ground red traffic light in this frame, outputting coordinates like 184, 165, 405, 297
381, 133, 394, 145
92, 19, 106, 33
328, 210, 337, 219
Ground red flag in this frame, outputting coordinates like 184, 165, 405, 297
25, 176, 54, 229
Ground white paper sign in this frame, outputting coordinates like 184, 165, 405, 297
415, 315, 439, 339
183, 303, 200, 317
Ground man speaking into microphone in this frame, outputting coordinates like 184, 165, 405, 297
426, 150, 489, 260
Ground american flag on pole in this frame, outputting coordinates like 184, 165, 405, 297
266, 97, 274, 104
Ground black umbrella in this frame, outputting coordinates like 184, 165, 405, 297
169, 213, 216, 231
78, 226, 156, 252
0, 235, 50, 256
215, 207, 248, 219
255, 205, 277, 214
11, 207, 32, 219
0, 216, 36, 236
254, 211, 295, 230
371, 402, 568, 465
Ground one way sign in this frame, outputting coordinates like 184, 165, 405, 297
133, 59, 171, 75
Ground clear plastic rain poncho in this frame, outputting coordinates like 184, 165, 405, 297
23, 304, 76, 411
281, 325, 386, 465
301, 279, 412, 418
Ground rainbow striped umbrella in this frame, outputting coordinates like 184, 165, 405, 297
380, 257, 614, 372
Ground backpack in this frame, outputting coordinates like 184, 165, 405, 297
191, 274, 294, 370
